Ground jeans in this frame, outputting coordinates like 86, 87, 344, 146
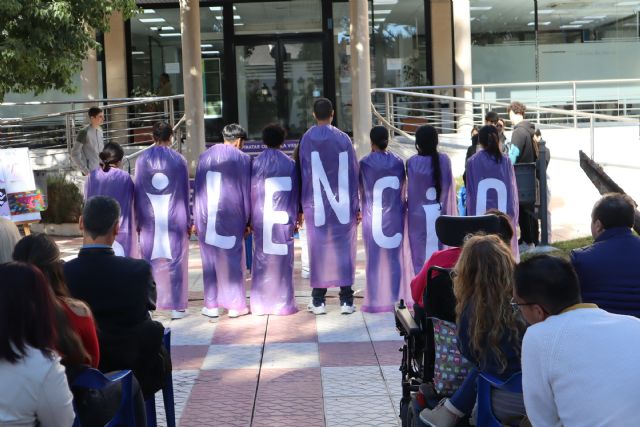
449, 368, 479, 415
312, 287, 354, 306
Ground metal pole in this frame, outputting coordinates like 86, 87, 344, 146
590, 116, 595, 160
572, 81, 578, 128
168, 99, 175, 129
538, 140, 549, 246
480, 85, 486, 124
385, 92, 392, 140
65, 114, 72, 155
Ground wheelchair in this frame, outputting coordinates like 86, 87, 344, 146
395, 215, 503, 427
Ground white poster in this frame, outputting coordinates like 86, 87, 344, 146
0, 148, 41, 221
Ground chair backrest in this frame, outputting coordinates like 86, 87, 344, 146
435, 215, 502, 248
71, 368, 136, 427
476, 372, 523, 427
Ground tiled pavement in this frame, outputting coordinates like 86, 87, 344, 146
55, 236, 405, 427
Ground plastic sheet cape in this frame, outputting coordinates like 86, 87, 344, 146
359, 151, 406, 313
299, 125, 359, 288
193, 144, 251, 311
406, 152, 458, 276
465, 150, 520, 260
134, 146, 190, 310
85, 167, 138, 258
250, 148, 300, 315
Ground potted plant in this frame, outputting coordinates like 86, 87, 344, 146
401, 56, 429, 132
130, 86, 157, 144
32, 175, 83, 236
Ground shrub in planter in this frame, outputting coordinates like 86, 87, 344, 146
41, 176, 83, 224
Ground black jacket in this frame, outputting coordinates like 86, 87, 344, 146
64, 247, 169, 397
511, 121, 536, 164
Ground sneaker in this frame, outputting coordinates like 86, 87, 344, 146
307, 299, 327, 315
419, 399, 459, 427
340, 303, 356, 315
201, 307, 220, 318
171, 310, 187, 320
301, 270, 310, 279
519, 242, 535, 254
228, 308, 249, 318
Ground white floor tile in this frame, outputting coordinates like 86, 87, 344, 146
262, 342, 320, 369
201, 344, 262, 370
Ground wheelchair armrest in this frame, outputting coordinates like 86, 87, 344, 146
395, 303, 421, 337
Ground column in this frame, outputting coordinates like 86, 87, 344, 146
103, 12, 129, 144
349, 0, 372, 159
180, 0, 206, 176
80, 46, 100, 102
452, 0, 474, 134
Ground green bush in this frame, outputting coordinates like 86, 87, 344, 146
41, 176, 83, 224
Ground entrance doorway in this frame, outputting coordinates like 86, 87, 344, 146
235, 37, 324, 140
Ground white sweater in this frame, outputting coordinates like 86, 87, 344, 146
0, 347, 75, 427
522, 305, 640, 427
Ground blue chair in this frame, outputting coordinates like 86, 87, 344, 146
72, 368, 136, 427
476, 371, 523, 427
145, 328, 176, 427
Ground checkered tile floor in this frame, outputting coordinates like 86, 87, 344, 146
55, 236, 404, 427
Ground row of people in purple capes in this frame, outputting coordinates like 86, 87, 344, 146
84, 98, 520, 319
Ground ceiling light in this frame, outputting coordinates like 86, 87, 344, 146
616, 1, 640, 6
531, 9, 554, 14
215, 15, 222, 20
373, 18, 386, 22
369, 9, 391, 14
143, 9, 155, 14
584, 15, 607, 19
373, 0, 398, 4
234, 15, 241, 20
209, 6, 222, 11
150, 26, 158, 31
202, 51, 220, 55
570, 20, 593, 24
159, 33, 181, 37
470, 6, 492, 11
161, 26, 175, 31
528, 21, 551, 26
139, 18, 165, 23
234, 22, 244, 26
132, 51, 145, 55
201, 44, 213, 48
560, 24, 582, 29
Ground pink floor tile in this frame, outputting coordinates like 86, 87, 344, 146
257, 368, 323, 399
212, 315, 268, 344
318, 342, 378, 367
252, 397, 325, 427
171, 345, 209, 370
265, 311, 318, 343
372, 340, 403, 366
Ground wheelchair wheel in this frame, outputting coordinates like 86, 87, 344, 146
407, 396, 428, 427
400, 396, 410, 427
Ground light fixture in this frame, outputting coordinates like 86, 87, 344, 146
234, 22, 245, 26
132, 51, 145, 55
139, 18, 165, 23
528, 21, 551, 26
202, 51, 220, 55
470, 6, 492, 11
150, 26, 158, 31
616, 1, 640, 6
201, 44, 213, 48
159, 33, 181, 37
584, 15, 607, 19
570, 20, 593, 24
209, 6, 222, 11
373, 0, 398, 4
234, 15, 241, 20
143, 9, 155, 14
369, 9, 391, 14
531, 9, 554, 14
373, 18, 386, 22
161, 26, 175, 31
559, 24, 582, 28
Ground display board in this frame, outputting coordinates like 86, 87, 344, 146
0, 148, 44, 222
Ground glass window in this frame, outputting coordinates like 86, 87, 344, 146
234, 1, 322, 35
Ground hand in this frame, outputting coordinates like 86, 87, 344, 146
356, 211, 362, 225
296, 213, 304, 228
189, 224, 197, 237
244, 224, 252, 238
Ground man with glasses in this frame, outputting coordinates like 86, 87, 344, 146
513, 255, 640, 426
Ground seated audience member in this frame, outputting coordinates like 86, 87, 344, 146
570, 193, 640, 317
410, 209, 513, 308
514, 255, 640, 426
420, 234, 526, 426
0, 217, 21, 263
0, 262, 75, 427
13, 233, 100, 370
64, 196, 170, 398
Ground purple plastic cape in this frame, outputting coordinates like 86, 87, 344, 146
134, 146, 190, 310
465, 150, 520, 259
250, 148, 300, 315
406, 153, 458, 275
194, 144, 251, 312
359, 151, 406, 313
85, 167, 137, 258
299, 125, 359, 288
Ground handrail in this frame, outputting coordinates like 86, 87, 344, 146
382, 78, 640, 92
0, 95, 184, 107
122, 113, 187, 170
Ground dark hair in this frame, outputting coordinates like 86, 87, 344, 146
534, 128, 542, 138
153, 121, 173, 143
415, 125, 442, 203
222, 123, 247, 142
160, 72, 170, 80
370, 126, 389, 151
313, 98, 333, 121
262, 123, 286, 148
485, 209, 514, 244
514, 255, 581, 315
0, 262, 57, 364
478, 125, 502, 162
83, 196, 120, 239
509, 101, 526, 116
471, 125, 480, 137
99, 142, 125, 172
592, 193, 636, 229
88, 107, 102, 118
484, 111, 499, 124
13, 233, 70, 298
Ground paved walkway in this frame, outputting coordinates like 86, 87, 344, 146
55, 237, 404, 427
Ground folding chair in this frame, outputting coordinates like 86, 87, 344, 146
72, 369, 136, 427
145, 328, 176, 427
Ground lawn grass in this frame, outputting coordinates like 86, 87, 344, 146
522, 236, 593, 261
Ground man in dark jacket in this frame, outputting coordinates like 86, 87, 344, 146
65, 196, 170, 397
570, 193, 640, 318
509, 101, 538, 251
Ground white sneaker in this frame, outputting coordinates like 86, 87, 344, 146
519, 242, 535, 254
228, 308, 249, 318
171, 310, 187, 320
307, 299, 327, 315
201, 307, 220, 318
340, 303, 356, 315
301, 270, 310, 279
419, 399, 459, 427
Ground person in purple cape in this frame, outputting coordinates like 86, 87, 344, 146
299, 98, 359, 315
250, 124, 300, 315
194, 124, 251, 318
406, 125, 457, 276
465, 125, 520, 259
84, 142, 137, 258
359, 126, 405, 313
134, 122, 190, 320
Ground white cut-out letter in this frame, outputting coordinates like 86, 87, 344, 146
423, 187, 441, 260
311, 151, 350, 226
112, 240, 125, 257
372, 176, 402, 249
148, 193, 172, 260
263, 176, 292, 255
476, 178, 507, 215
204, 171, 236, 249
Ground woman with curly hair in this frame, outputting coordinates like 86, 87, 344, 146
420, 234, 527, 426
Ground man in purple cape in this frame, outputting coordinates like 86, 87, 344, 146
299, 98, 359, 315
250, 124, 300, 315
359, 126, 406, 313
406, 125, 458, 276
194, 124, 251, 318
134, 122, 190, 319
465, 125, 520, 258
85, 142, 137, 258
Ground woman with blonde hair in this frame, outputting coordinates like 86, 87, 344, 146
420, 234, 526, 426
0, 217, 20, 263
